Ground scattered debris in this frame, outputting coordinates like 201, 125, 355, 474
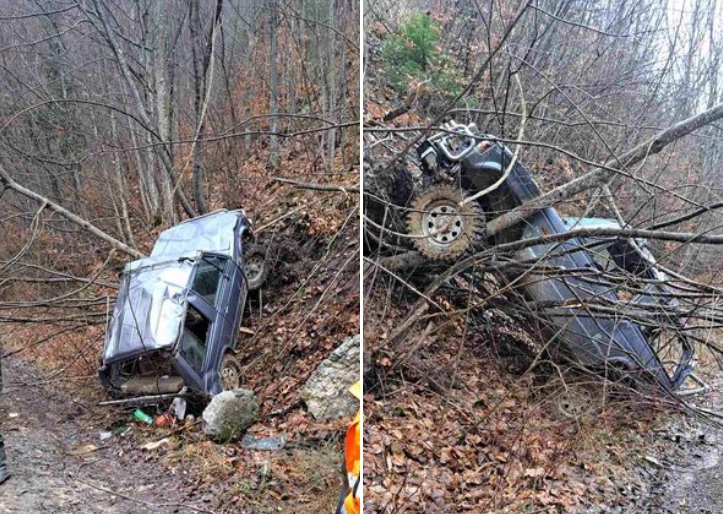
153, 413, 174, 427
184, 414, 196, 429
301, 334, 360, 419
133, 408, 153, 425
99, 431, 113, 442
66, 444, 101, 457
171, 397, 187, 421
140, 438, 172, 451
240, 434, 287, 451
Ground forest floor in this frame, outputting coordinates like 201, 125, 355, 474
0, 352, 346, 514
649, 385, 723, 514
363, 301, 723, 513
0, 356, 205, 514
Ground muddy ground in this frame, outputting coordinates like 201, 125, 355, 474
646, 389, 723, 514
0, 357, 213, 514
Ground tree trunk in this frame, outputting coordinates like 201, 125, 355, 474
268, 1, 280, 170
110, 110, 137, 248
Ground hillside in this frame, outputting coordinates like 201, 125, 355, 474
362, 2, 723, 512
0, 1, 359, 512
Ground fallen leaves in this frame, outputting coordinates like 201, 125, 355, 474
364, 310, 657, 513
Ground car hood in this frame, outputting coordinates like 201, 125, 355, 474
103, 257, 195, 363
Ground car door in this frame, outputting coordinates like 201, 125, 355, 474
173, 254, 229, 392
201, 255, 249, 394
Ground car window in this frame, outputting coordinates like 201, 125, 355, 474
608, 239, 653, 278
179, 305, 209, 375
588, 242, 617, 273
192, 256, 226, 306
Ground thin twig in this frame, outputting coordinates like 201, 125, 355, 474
273, 177, 359, 193
75, 478, 218, 514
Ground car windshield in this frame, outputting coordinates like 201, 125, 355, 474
150, 211, 238, 259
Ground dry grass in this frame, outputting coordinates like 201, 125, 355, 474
160, 434, 343, 513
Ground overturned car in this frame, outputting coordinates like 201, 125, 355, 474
99, 210, 267, 402
406, 121, 698, 395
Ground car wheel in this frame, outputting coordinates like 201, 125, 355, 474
244, 243, 267, 291
553, 383, 599, 420
220, 353, 243, 391
406, 184, 486, 262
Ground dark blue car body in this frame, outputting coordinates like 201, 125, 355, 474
99, 210, 252, 397
440, 136, 693, 391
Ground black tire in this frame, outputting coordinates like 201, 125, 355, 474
99, 363, 123, 399
220, 353, 243, 391
244, 243, 267, 291
406, 184, 486, 262
390, 162, 415, 207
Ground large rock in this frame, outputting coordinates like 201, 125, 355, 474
302, 335, 360, 419
202, 389, 259, 441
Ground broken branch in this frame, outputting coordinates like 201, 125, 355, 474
485, 101, 723, 238
273, 177, 359, 193
0, 164, 144, 259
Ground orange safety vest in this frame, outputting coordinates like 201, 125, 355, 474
336, 382, 361, 514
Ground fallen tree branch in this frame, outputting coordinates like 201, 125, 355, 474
266, 399, 303, 419
0, 200, 45, 275
1, 325, 84, 359
0, 275, 117, 289
273, 177, 359, 193
383, 222, 723, 274
75, 478, 217, 514
485, 101, 723, 238
376, 251, 427, 270
0, 251, 115, 309
646, 200, 723, 231
0, 164, 144, 259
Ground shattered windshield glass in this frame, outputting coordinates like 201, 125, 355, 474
150, 211, 238, 259
104, 258, 195, 361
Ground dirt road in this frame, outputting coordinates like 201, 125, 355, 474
0, 357, 214, 514
649, 392, 723, 514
